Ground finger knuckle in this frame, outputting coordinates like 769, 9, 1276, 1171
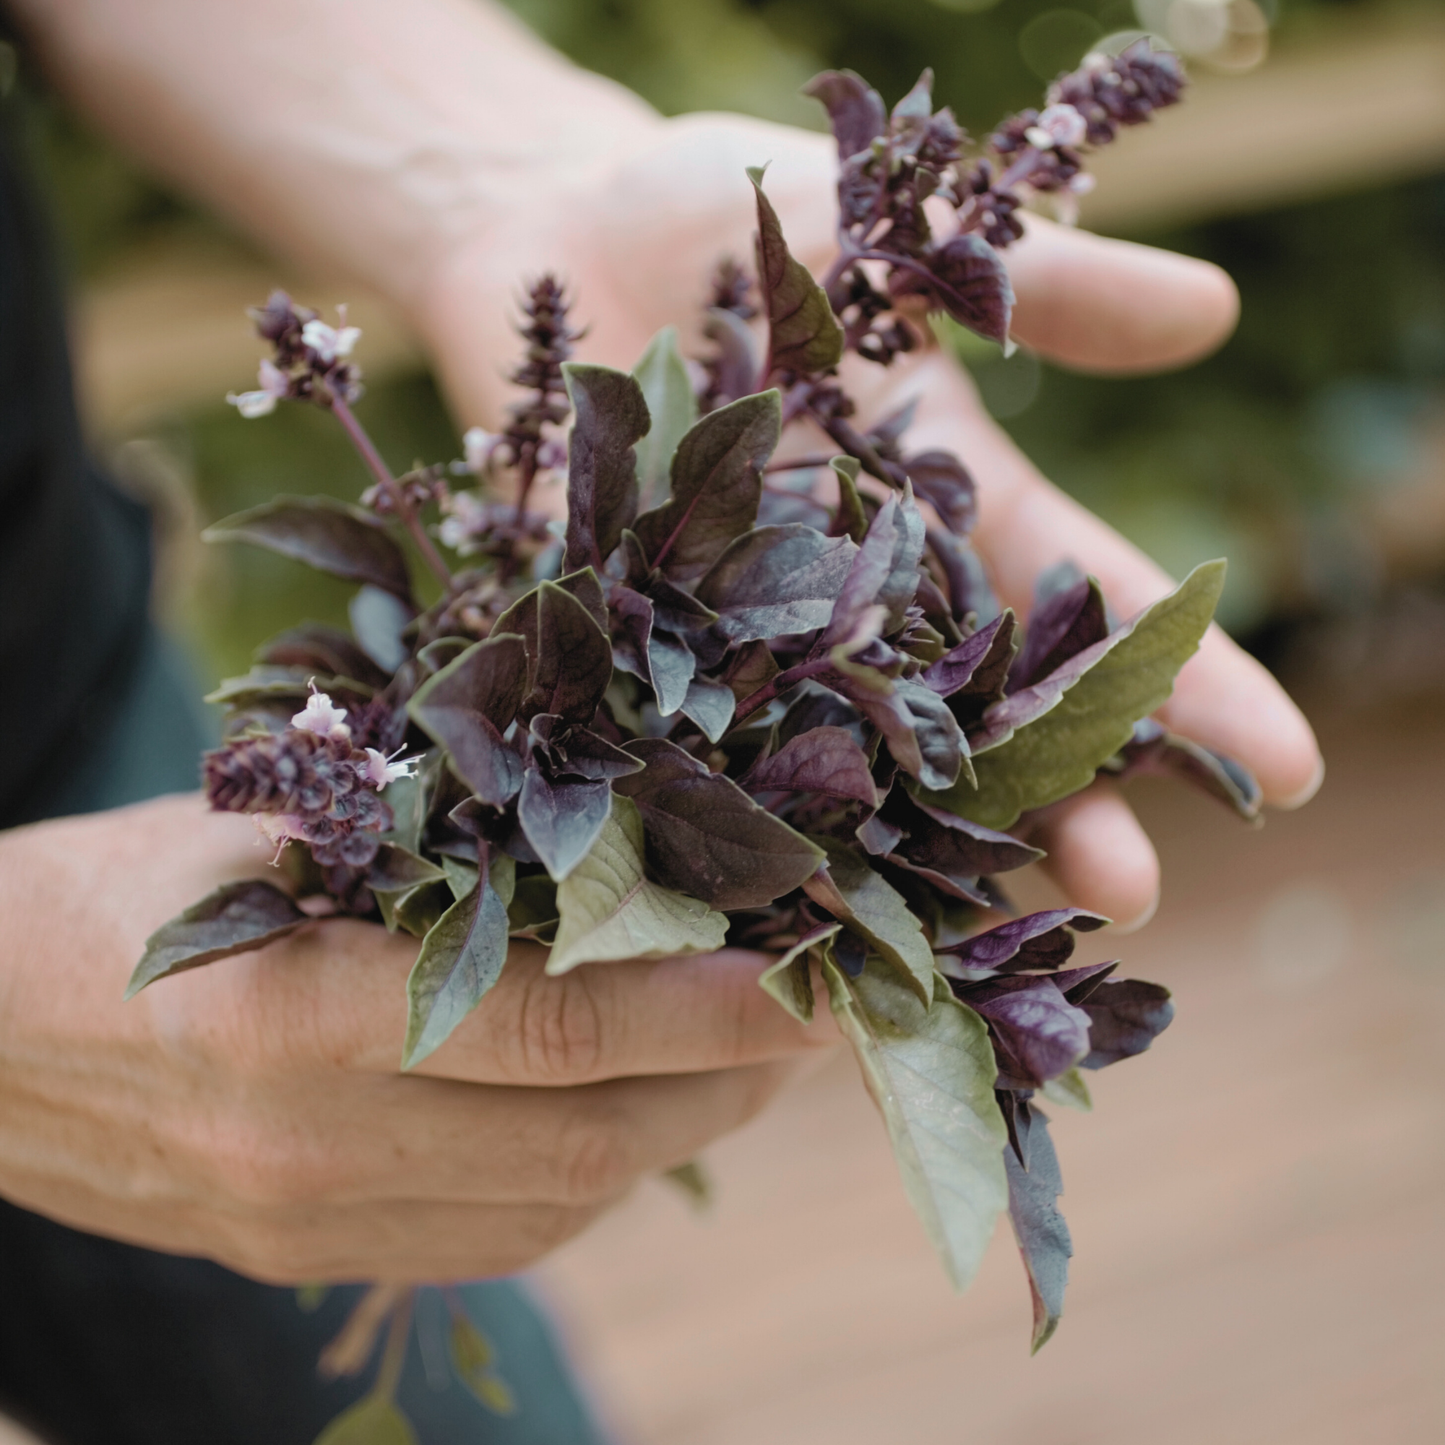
513, 968, 609, 1084
557, 1106, 635, 1204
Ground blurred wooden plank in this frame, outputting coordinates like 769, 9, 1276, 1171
68, 17, 1445, 432
1083, 15, 1445, 231
535, 693, 1445, 1445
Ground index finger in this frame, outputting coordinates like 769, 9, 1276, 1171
236, 923, 838, 1087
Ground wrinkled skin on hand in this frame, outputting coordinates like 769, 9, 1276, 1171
417, 112, 1321, 930
0, 795, 833, 1282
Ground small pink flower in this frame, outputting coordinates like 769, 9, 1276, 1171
438, 488, 488, 553
1031, 103, 1088, 150
226, 359, 290, 419
292, 685, 350, 738
462, 425, 500, 475
364, 747, 419, 789
253, 812, 309, 864
301, 313, 362, 363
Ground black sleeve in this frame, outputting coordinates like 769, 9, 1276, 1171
0, 62, 155, 826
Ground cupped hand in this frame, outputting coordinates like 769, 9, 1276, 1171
0, 795, 831, 1281
416, 110, 1321, 929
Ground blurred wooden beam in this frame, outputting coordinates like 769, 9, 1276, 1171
71, 13, 1445, 432
1083, 13, 1445, 232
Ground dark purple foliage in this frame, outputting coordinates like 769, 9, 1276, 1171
158, 48, 1233, 1362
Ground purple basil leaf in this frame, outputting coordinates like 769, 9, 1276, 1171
1081, 980, 1174, 1068
1053, 960, 1120, 1005
651, 633, 699, 718
609, 584, 655, 682
903, 233, 1014, 347
646, 574, 720, 634
822, 493, 902, 648
704, 306, 761, 405
614, 737, 824, 909
891, 68, 934, 125
407, 634, 527, 807
612, 587, 696, 717
557, 566, 609, 632
530, 716, 643, 782
530, 580, 613, 725
348, 584, 415, 673
876, 484, 927, 632
1010, 575, 1109, 693
778, 684, 861, 744
843, 675, 968, 792
1104, 718, 1263, 822
1003, 1108, 1073, 1353
892, 792, 1041, 878
908, 797, 1042, 872
630, 390, 781, 582
402, 850, 514, 1067
833, 928, 868, 978
867, 400, 918, 452
999, 1087, 1034, 1169
203, 495, 412, 601
927, 525, 1000, 625
678, 675, 736, 743
517, 766, 614, 882
494, 566, 609, 646
803, 69, 886, 160
937, 908, 1108, 972
830, 456, 870, 545
967, 630, 1118, 754
906, 450, 977, 536
857, 812, 904, 856
126, 880, 307, 997
562, 363, 649, 572
921, 613, 1013, 699
365, 844, 447, 895
696, 524, 857, 644
883, 853, 991, 906
258, 621, 389, 687
717, 638, 779, 706
748, 166, 846, 376
742, 725, 879, 808
966, 975, 1092, 1088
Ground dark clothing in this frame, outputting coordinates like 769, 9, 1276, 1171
0, 49, 608, 1445
0, 59, 154, 828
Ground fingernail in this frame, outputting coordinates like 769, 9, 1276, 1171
1111, 891, 1159, 936
1278, 755, 1325, 811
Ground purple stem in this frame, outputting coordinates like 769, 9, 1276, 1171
731, 654, 835, 731
331, 392, 454, 591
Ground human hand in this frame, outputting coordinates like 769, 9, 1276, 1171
0, 794, 829, 1281
415, 111, 1321, 930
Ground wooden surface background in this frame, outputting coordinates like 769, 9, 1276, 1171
535, 690, 1445, 1445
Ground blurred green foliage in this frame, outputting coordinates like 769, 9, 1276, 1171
13, 0, 1445, 674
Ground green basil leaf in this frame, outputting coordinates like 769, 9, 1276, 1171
126, 881, 306, 998
547, 797, 728, 975
926, 561, 1225, 829
823, 959, 1009, 1292
402, 855, 516, 1069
